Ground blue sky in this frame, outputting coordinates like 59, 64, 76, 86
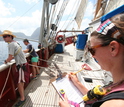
0, 0, 96, 36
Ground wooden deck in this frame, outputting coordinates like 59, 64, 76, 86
12, 44, 112, 107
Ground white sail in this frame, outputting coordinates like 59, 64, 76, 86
75, 0, 88, 28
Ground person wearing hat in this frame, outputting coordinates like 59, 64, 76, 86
23, 39, 40, 80
0, 30, 29, 107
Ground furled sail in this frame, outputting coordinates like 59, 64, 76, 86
75, 0, 88, 28
94, 0, 124, 20
104, 0, 124, 14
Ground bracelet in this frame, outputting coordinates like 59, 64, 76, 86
4, 60, 7, 64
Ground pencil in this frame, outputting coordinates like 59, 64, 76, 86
73, 68, 84, 75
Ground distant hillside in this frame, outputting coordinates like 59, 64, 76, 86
13, 32, 29, 41
30, 27, 40, 40
0, 28, 40, 41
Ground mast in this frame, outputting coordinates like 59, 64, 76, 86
38, 0, 58, 48
38, 0, 47, 48
93, 0, 103, 20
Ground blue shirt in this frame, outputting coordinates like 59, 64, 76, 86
26, 43, 38, 57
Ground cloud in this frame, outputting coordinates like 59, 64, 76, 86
0, 0, 15, 16
80, 18, 91, 30
84, 1, 95, 18
0, 10, 42, 36
24, 0, 39, 4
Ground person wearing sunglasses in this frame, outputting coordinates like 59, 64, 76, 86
0, 30, 29, 107
59, 13, 124, 107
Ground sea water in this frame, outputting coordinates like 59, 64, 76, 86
0, 41, 39, 65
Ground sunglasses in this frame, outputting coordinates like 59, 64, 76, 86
3, 35, 10, 38
88, 43, 109, 56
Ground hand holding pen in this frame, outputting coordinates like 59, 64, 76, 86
68, 68, 85, 86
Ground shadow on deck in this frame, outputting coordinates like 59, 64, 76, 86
13, 70, 60, 107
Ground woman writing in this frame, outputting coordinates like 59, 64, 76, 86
59, 13, 124, 107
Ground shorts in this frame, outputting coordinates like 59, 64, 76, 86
31, 56, 39, 62
15, 63, 30, 84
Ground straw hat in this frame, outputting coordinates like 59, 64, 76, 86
0, 30, 16, 37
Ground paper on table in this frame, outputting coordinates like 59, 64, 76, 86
52, 75, 84, 106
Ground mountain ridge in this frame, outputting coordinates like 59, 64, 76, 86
0, 27, 40, 41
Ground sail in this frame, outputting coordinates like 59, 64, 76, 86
75, 0, 88, 28
94, 0, 124, 20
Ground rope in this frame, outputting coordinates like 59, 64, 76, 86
51, 0, 60, 24
28, 58, 102, 72
55, 0, 70, 26
60, 0, 79, 30
39, 58, 73, 64
59, 0, 81, 30
49, 3, 55, 24
28, 62, 76, 71
0, 65, 12, 99
28, 64, 49, 69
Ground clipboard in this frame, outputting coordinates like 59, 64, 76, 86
51, 74, 84, 107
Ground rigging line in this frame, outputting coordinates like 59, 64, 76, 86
60, 0, 77, 29
60, 0, 80, 30
39, 58, 76, 65
57, 0, 69, 26
48, 1, 63, 38
28, 63, 79, 72
54, 0, 65, 25
49, 3, 53, 24
65, 20, 75, 30
66, 0, 82, 28
6, 0, 42, 29
28, 63, 103, 72
16, 36, 39, 42
54, 0, 64, 24
45, 3, 56, 40
51, 0, 60, 23
55, 0, 70, 26
28, 64, 53, 70
28, 63, 71, 72
49, 5, 56, 25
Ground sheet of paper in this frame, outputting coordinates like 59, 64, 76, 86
52, 75, 84, 106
